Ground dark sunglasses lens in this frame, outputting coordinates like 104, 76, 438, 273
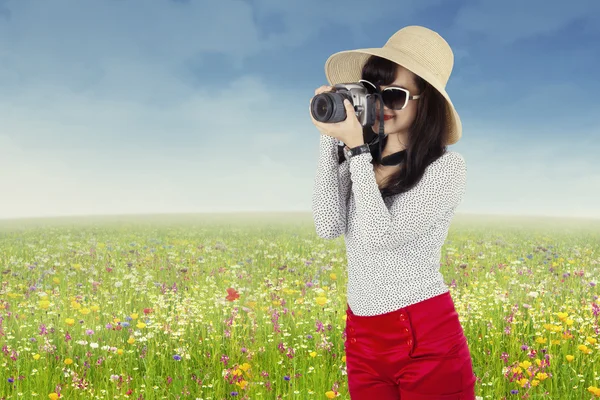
383, 89, 407, 109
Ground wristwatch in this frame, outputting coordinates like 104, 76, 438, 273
343, 143, 370, 161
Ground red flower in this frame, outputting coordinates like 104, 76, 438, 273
143, 308, 153, 315
226, 288, 239, 302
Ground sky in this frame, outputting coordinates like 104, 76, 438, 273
0, 0, 599, 220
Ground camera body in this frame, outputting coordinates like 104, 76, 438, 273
310, 82, 377, 127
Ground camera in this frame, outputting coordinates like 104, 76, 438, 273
310, 82, 377, 127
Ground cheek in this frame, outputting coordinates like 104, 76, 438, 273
393, 106, 417, 127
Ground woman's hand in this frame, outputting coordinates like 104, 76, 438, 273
309, 85, 365, 148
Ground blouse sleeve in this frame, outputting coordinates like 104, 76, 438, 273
347, 151, 467, 251
312, 134, 352, 239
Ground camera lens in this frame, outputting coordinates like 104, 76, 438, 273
311, 94, 334, 122
311, 92, 350, 123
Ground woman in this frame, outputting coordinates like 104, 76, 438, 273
310, 26, 476, 399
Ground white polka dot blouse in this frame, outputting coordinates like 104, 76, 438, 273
312, 134, 467, 316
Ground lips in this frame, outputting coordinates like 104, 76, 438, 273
376, 114, 395, 121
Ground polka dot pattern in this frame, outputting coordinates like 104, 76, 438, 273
312, 134, 467, 316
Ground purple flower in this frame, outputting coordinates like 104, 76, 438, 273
511, 389, 519, 394
284, 375, 290, 381
173, 354, 181, 361
8, 377, 14, 383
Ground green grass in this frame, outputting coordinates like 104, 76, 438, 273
0, 212, 599, 399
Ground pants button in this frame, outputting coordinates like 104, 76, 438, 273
350, 327, 355, 333
403, 327, 409, 333
350, 338, 357, 344
406, 339, 413, 346
398, 313, 406, 321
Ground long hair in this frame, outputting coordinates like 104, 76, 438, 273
361, 55, 449, 198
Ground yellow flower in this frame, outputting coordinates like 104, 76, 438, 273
239, 363, 251, 372
33, 354, 40, 360
73, 263, 82, 270
295, 298, 304, 304
136, 322, 146, 329
517, 377, 528, 387
71, 301, 81, 310
309, 351, 317, 357
531, 379, 540, 387
342, 356, 346, 363
586, 337, 597, 345
80, 307, 90, 315
566, 355, 574, 362
315, 296, 328, 306
65, 318, 75, 326
52, 277, 60, 284
325, 391, 337, 399
556, 312, 568, 321
117, 349, 124, 355
536, 372, 548, 381
535, 337, 547, 344
330, 273, 337, 280
127, 337, 135, 344
90, 305, 100, 312
49, 393, 59, 400
511, 367, 522, 374
578, 344, 591, 354
236, 380, 248, 389
588, 386, 600, 396
64, 358, 73, 365
39, 300, 50, 309
130, 313, 138, 320
519, 360, 532, 369
565, 319, 574, 326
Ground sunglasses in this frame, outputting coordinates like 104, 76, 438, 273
359, 79, 420, 110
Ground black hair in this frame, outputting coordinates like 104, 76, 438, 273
361, 55, 449, 198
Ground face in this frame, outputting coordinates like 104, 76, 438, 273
370, 64, 420, 138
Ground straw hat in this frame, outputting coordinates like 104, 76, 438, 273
324, 25, 461, 145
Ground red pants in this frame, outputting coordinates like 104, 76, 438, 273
345, 291, 476, 399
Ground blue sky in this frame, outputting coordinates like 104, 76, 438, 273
0, 0, 599, 219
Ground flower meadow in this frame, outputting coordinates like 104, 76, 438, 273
0, 214, 599, 399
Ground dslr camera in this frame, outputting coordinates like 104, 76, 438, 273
310, 82, 377, 127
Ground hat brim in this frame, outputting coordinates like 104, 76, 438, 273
324, 48, 461, 145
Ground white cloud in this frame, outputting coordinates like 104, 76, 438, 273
0, 71, 316, 219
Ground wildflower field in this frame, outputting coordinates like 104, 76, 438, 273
0, 213, 599, 399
